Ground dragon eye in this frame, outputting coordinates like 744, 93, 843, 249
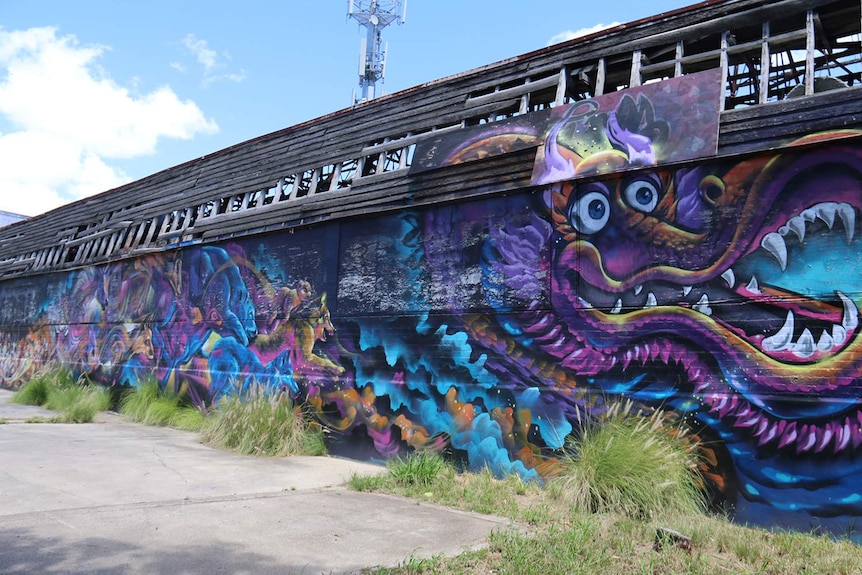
624, 179, 659, 212
569, 191, 610, 235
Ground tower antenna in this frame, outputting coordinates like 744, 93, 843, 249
348, 1, 405, 103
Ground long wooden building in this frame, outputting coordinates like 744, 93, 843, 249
2, 0, 862, 540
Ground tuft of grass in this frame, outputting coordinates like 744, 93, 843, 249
45, 385, 112, 423
348, 472, 389, 492
24, 416, 63, 423
12, 373, 52, 406
350, 452, 548, 523
547, 401, 706, 520
388, 450, 452, 487
12, 367, 110, 423
366, 554, 451, 575
119, 378, 207, 430
117, 379, 324, 455
169, 405, 209, 431
202, 384, 327, 457
484, 518, 616, 575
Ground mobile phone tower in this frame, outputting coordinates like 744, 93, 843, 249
348, 0, 406, 103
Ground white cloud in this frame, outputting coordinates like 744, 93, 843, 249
547, 22, 621, 46
0, 27, 218, 216
180, 33, 245, 87
182, 33, 218, 72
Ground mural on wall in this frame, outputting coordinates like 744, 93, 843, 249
410, 68, 722, 178
2, 75, 862, 539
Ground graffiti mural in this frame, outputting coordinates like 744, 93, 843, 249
2, 77, 862, 539
410, 69, 722, 177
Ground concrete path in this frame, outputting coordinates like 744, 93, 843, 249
0, 390, 511, 574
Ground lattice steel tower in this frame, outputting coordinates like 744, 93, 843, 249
348, 0, 406, 102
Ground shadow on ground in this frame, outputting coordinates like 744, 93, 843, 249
0, 527, 336, 575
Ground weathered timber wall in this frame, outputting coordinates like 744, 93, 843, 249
2, 129, 862, 539
3, 0, 858, 278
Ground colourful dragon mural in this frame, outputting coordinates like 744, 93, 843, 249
2, 72, 862, 539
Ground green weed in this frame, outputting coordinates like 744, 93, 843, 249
24, 416, 62, 423
169, 405, 209, 431
348, 472, 389, 492
45, 384, 111, 422
350, 453, 547, 524
388, 450, 452, 487
12, 374, 51, 406
12, 367, 110, 423
119, 378, 206, 430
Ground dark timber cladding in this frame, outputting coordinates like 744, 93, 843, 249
0, 0, 860, 279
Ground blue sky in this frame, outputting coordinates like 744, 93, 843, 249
0, 0, 693, 216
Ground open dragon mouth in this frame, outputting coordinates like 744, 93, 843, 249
579, 202, 860, 365
558, 201, 862, 453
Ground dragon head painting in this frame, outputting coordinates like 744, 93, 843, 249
370, 73, 862, 535
442, 90, 862, 534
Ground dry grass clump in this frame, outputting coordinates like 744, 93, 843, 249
202, 384, 327, 457
547, 401, 706, 520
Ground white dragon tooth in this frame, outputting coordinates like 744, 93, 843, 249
817, 330, 834, 352
801, 208, 817, 222
760, 423, 780, 445
746, 275, 761, 295
799, 428, 818, 452
721, 268, 735, 289
818, 426, 834, 452
816, 202, 837, 229
610, 299, 623, 314
838, 291, 859, 331
754, 417, 770, 438
762, 310, 795, 352
578, 297, 594, 309
682, 286, 692, 297
761, 232, 788, 271
634, 284, 643, 296
833, 324, 847, 346
693, 294, 712, 316
792, 328, 816, 358
784, 215, 807, 242
837, 421, 852, 451
837, 202, 856, 242
644, 292, 657, 308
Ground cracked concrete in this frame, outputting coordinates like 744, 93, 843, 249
0, 389, 512, 574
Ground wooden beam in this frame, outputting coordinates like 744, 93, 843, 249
760, 21, 771, 104
596, 57, 606, 96
806, 9, 816, 95
630, 50, 642, 87
555, 67, 567, 105
464, 75, 560, 108
720, 30, 730, 112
